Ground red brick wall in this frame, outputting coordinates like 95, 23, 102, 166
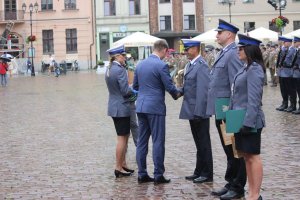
172, 0, 183, 32
195, 0, 204, 32
149, 0, 158, 34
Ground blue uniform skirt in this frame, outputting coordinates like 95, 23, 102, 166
235, 128, 262, 155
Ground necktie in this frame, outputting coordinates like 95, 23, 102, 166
184, 62, 191, 75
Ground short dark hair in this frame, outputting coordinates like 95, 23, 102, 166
153, 39, 169, 52
244, 45, 266, 72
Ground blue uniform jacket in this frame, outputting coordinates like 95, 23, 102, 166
133, 54, 178, 116
206, 42, 244, 115
179, 56, 210, 119
230, 62, 265, 129
281, 46, 296, 78
292, 48, 300, 78
105, 61, 132, 117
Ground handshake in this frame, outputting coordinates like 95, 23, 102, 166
173, 90, 183, 100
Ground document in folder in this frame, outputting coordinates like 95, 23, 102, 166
215, 98, 230, 120
225, 109, 257, 133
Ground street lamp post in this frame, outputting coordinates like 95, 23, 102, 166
219, 0, 235, 23
22, 2, 39, 77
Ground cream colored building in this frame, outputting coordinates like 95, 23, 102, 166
203, 0, 300, 35
95, 0, 149, 61
0, 0, 96, 71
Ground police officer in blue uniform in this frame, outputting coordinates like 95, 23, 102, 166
179, 39, 213, 184
276, 36, 296, 112
133, 39, 181, 184
105, 45, 136, 178
292, 36, 300, 114
206, 19, 246, 199
231, 34, 265, 200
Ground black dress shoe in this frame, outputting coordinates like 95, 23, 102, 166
185, 174, 200, 180
292, 109, 300, 114
138, 175, 154, 183
154, 176, 171, 185
193, 176, 213, 183
114, 170, 131, 178
122, 167, 134, 173
276, 104, 288, 111
220, 190, 244, 200
285, 106, 296, 112
211, 187, 228, 196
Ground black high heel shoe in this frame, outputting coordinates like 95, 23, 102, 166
122, 167, 134, 173
114, 170, 131, 178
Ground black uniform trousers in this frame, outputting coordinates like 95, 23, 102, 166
215, 119, 247, 193
279, 77, 289, 104
295, 78, 300, 105
189, 118, 213, 179
288, 77, 297, 105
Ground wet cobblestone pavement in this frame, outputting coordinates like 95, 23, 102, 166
0, 72, 299, 199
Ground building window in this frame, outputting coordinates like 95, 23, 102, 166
242, 0, 254, 3
41, 0, 53, 11
129, 0, 140, 15
293, 0, 300, 1
66, 29, 77, 53
104, 0, 116, 16
160, 16, 171, 31
294, 21, 300, 30
184, 15, 195, 30
42, 30, 54, 54
244, 22, 255, 32
64, 0, 76, 9
159, 0, 170, 3
183, 0, 194, 2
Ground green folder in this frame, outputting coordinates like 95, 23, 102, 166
225, 109, 257, 133
215, 98, 230, 120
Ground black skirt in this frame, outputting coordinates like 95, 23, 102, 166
235, 128, 262, 155
112, 117, 130, 136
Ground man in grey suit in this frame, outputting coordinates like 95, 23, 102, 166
179, 39, 213, 184
207, 19, 246, 200
133, 39, 181, 185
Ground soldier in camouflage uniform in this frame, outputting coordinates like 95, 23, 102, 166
268, 45, 278, 86
262, 46, 269, 85
175, 54, 189, 87
203, 45, 215, 69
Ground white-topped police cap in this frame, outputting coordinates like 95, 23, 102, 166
237, 34, 262, 47
215, 19, 239, 34
181, 39, 200, 48
106, 45, 126, 56
278, 36, 293, 42
293, 36, 300, 42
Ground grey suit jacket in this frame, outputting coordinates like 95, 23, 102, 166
230, 62, 265, 129
281, 46, 296, 78
206, 42, 244, 115
105, 61, 132, 117
179, 56, 210, 119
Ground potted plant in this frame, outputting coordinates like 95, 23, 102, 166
97, 59, 105, 67
26, 35, 36, 44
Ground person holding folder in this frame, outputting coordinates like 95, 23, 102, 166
230, 34, 266, 200
207, 19, 246, 200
